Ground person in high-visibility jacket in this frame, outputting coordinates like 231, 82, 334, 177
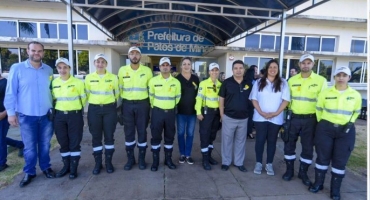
148, 57, 181, 171
118, 46, 152, 171
283, 54, 327, 186
85, 54, 119, 175
195, 63, 221, 170
309, 66, 361, 200
52, 58, 86, 179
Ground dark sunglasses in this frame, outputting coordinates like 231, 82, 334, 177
213, 84, 217, 93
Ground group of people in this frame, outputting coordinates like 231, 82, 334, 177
0, 41, 361, 200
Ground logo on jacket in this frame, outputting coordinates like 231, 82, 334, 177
346, 97, 355, 100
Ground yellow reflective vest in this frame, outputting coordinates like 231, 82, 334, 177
148, 74, 181, 109
316, 86, 362, 125
288, 72, 327, 114
52, 76, 86, 111
118, 64, 153, 100
85, 71, 119, 104
195, 77, 221, 115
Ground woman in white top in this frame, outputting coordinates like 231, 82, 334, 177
249, 59, 290, 176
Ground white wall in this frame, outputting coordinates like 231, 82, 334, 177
292, 0, 367, 19
217, 53, 227, 77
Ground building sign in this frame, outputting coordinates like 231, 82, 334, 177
128, 28, 214, 56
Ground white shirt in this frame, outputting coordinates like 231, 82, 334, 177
249, 78, 290, 125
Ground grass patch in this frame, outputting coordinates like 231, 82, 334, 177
347, 126, 367, 175
0, 135, 59, 190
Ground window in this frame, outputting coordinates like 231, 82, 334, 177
245, 34, 260, 48
77, 24, 88, 40
291, 36, 305, 50
321, 38, 335, 52
19, 22, 37, 38
288, 59, 300, 79
317, 60, 333, 81
0, 48, 19, 73
77, 50, 89, 75
259, 58, 273, 69
275, 36, 289, 50
0, 21, 17, 37
59, 24, 76, 39
40, 23, 58, 39
43, 49, 59, 74
16, 48, 88, 75
363, 63, 367, 83
243, 57, 258, 69
60, 50, 77, 74
306, 37, 320, 51
261, 35, 275, 49
348, 62, 365, 83
350, 39, 366, 53
20, 48, 28, 61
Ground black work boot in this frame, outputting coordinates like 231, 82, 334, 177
69, 156, 80, 179
164, 149, 176, 169
151, 149, 160, 171
309, 168, 327, 193
202, 152, 211, 170
208, 148, 218, 165
282, 159, 295, 181
298, 161, 313, 186
56, 156, 70, 178
138, 148, 147, 170
105, 149, 115, 173
330, 172, 344, 200
92, 150, 103, 175
124, 149, 136, 171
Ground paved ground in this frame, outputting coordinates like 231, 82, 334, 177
1, 118, 367, 200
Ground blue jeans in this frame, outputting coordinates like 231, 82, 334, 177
18, 114, 53, 175
0, 118, 10, 166
176, 114, 196, 157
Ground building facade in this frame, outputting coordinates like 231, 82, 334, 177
0, 0, 367, 97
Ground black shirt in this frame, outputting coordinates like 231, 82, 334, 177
219, 76, 252, 119
176, 74, 199, 115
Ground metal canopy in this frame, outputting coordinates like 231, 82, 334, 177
66, 0, 311, 45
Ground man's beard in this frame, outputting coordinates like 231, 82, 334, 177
130, 58, 140, 64
30, 55, 42, 63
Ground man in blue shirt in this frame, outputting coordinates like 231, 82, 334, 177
4, 41, 55, 187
